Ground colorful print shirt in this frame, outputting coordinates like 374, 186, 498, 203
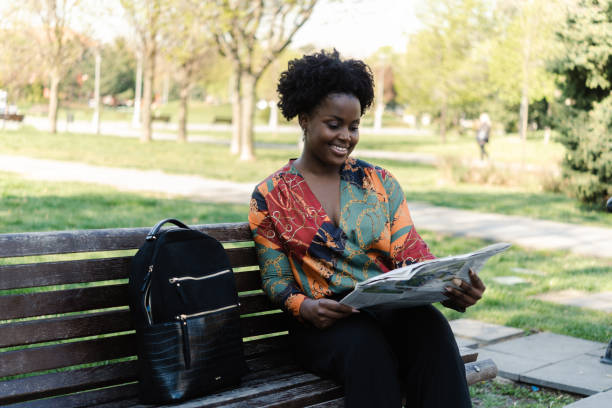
248, 158, 435, 318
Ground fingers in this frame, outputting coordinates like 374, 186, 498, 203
444, 271, 486, 310
299, 298, 358, 329
441, 299, 466, 313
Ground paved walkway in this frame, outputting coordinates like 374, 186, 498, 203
2, 154, 610, 258
451, 318, 612, 405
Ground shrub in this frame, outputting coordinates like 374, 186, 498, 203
557, 96, 612, 204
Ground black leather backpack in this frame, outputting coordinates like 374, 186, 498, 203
128, 219, 248, 403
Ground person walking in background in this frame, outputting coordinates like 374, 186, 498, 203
476, 112, 491, 160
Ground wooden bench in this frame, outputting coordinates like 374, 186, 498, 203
151, 114, 171, 123
0, 222, 497, 407
212, 116, 232, 124
0, 113, 24, 122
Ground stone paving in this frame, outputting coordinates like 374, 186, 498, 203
451, 318, 612, 404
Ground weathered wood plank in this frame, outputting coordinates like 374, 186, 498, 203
0, 284, 128, 320
129, 373, 324, 408
0, 222, 251, 258
0, 361, 136, 405
0, 257, 131, 290
240, 312, 290, 339
305, 397, 345, 407
465, 358, 498, 385
217, 379, 343, 408
239, 292, 277, 316
234, 269, 261, 293
0, 334, 135, 377
459, 347, 478, 363
226, 246, 258, 269
2, 383, 138, 408
0, 310, 132, 348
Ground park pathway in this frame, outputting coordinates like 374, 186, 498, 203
2, 154, 610, 259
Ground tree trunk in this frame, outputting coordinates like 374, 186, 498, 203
230, 73, 241, 155
439, 100, 447, 144
373, 65, 385, 131
133, 54, 143, 127
268, 100, 278, 130
141, 47, 155, 142
92, 51, 101, 135
519, 89, 529, 141
239, 73, 256, 161
48, 70, 60, 134
178, 78, 190, 143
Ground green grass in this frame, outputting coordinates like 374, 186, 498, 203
1, 127, 610, 227
470, 378, 579, 407
0, 171, 249, 233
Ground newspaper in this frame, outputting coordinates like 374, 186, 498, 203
340, 242, 511, 310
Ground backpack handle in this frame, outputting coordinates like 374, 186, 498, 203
146, 218, 190, 241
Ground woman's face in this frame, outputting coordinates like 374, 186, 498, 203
299, 93, 361, 172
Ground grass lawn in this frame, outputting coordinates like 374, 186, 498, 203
1, 127, 609, 227
1, 174, 607, 407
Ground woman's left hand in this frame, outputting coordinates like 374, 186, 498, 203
441, 269, 486, 313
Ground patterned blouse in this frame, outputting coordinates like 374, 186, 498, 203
248, 158, 435, 318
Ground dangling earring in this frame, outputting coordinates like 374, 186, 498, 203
302, 129, 306, 142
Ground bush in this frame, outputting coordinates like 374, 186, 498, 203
557, 96, 612, 204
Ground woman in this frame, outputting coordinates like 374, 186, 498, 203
249, 50, 485, 407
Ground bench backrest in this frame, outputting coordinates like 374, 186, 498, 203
0, 222, 287, 406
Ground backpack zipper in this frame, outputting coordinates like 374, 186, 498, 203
175, 303, 239, 321
176, 303, 240, 369
168, 268, 232, 284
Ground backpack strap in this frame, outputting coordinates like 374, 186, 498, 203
146, 218, 190, 241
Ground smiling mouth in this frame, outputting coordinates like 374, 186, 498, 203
330, 144, 349, 155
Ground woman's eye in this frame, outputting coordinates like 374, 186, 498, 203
350, 126, 359, 132
327, 122, 339, 129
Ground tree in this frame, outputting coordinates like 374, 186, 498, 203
395, 0, 493, 141
159, 0, 216, 142
120, 0, 164, 142
207, 0, 318, 160
552, 0, 612, 205
5, 1, 85, 133
488, 0, 561, 142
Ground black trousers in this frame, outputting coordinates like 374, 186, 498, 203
289, 305, 471, 408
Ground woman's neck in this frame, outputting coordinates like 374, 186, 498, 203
293, 156, 342, 178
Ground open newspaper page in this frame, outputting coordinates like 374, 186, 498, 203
340, 242, 511, 310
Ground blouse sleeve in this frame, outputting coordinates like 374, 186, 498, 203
248, 188, 306, 318
382, 170, 435, 267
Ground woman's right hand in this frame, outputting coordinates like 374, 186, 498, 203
299, 298, 358, 329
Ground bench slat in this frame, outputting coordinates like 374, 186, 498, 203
0, 361, 136, 406
218, 378, 343, 408
3, 383, 138, 408
0, 284, 128, 320
0, 257, 131, 290
0, 310, 132, 348
0, 223, 251, 258
0, 248, 257, 291
240, 312, 289, 338
0, 334, 135, 378
235, 269, 261, 292
226, 246, 258, 269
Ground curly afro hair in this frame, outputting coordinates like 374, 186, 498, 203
277, 49, 374, 120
